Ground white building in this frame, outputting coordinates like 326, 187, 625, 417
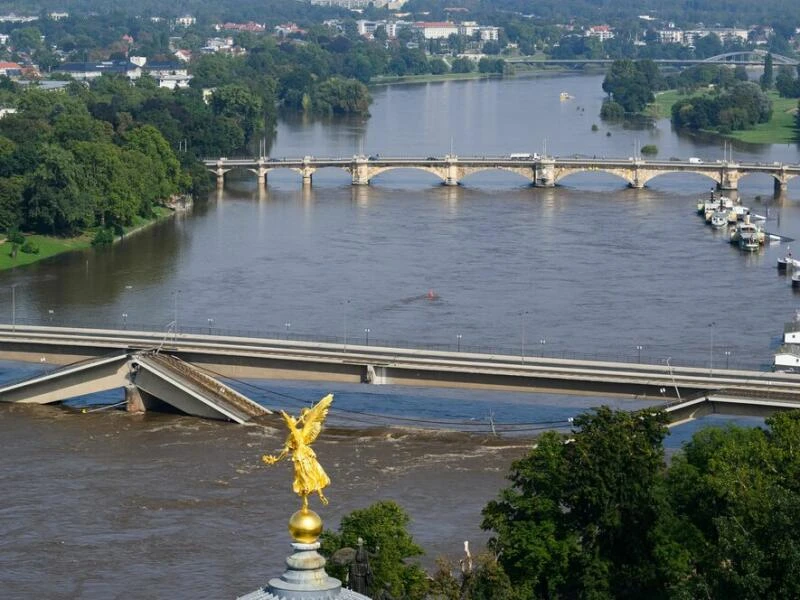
479, 26, 500, 41
175, 15, 196, 27
658, 29, 685, 44
48, 12, 69, 20
585, 25, 615, 41
356, 20, 379, 37
414, 22, 459, 40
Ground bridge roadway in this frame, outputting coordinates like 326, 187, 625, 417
203, 155, 800, 194
1, 325, 800, 424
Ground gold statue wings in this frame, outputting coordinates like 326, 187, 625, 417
296, 393, 333, 444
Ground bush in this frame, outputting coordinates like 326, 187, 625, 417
91, 228, 115, 247
591, 123, 599, 131
640, 144, 658, 156
6, 228, 24, 245
600, 100, 625, 120
20, 240, 39, 254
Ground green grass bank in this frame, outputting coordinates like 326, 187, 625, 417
0, 205, 175, 272
648, 90, 798, 144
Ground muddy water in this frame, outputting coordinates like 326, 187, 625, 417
0, 403, 528, 599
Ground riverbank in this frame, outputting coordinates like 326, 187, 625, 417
0, 205, 175, 271
368, 63, 593, 87
648, 89, 798, 144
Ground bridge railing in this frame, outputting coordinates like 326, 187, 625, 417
0, 316, 763, 371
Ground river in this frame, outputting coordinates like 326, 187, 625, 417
0, 72, 799, 598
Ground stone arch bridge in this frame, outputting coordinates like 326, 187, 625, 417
203, 155, 800, 194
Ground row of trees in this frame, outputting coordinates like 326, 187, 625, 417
322, 408, 800, 599
0, 77, 226, 236
671, 82, 773, 134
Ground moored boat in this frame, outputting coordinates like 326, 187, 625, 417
710, 210, 728, 229
777, 248, 800, 272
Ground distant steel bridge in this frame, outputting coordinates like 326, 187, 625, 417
506, 49, 798, 67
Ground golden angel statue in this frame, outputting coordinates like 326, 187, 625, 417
262, 393, 333, 510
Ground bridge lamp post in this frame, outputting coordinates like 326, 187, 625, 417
122, 313, 128, 329
173, 289, 181, 334
11, 283, 16, 331
520, 311, 529, 361
457, 333, 462, 352
208, 318, 214, 334
708, 322, 716, 377
724, 350, 732, 370
48, 309, 54, 324
364, 328, 370, 346
343, 299, 351, 352
636, 345, 643, 363
284, 322, 291, 338
539, 338, 546, 357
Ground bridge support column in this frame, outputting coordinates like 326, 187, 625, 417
774, 172, 789, 196
125, 384, 145, 413
535, 160, 555, 187
215, 168, 225, 188
718, 168, 740, 191
444, 159, 459, 186
351, 160, 370, 185
301, 167, 314, 186
255, 166, 268, 189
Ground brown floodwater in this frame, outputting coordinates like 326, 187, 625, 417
0, 403, 530, 599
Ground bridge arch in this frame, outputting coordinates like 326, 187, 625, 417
456, 166, 535, 184
553, 167, 636, 188
358, 165, 448, 183
638, 170, 722, 188
703, 49, 798, 66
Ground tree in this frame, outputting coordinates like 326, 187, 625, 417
320, 500, 427, 599
761, 52, 774, 90
665, 412, 800, 599
602, 60, 662, 114
451, 57, 474, 73
210, 84, 264, 143
482, 407, 675, 599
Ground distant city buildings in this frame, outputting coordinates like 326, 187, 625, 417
174, 15, 196, 27
585, 25, 615, 41
217, 22, 266, 33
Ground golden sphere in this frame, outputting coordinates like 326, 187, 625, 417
289, 508, 323, 543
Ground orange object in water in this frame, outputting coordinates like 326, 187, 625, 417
427, 289, 438, 300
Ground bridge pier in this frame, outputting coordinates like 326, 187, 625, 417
125, 384, 145, 413
215, 168, 225, 188
775, 178, 788, 195
444, 159, 460, 186
535, 160, 555, 187
351, 160, 370, 185
717, 167, 741, 191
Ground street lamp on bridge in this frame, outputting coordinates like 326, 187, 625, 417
456, 334, 462, 352
364, 328, 370, 346
636, 345, 643, 363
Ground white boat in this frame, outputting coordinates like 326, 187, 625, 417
777, 248, 800, 272
703, 196, 734, 222
739, 231, 760, 252
710, 210, 728, 229
792, 271, 800, 289
729, 216, 764, 248
774, 345, 800, 371
726, 204, 750, 223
